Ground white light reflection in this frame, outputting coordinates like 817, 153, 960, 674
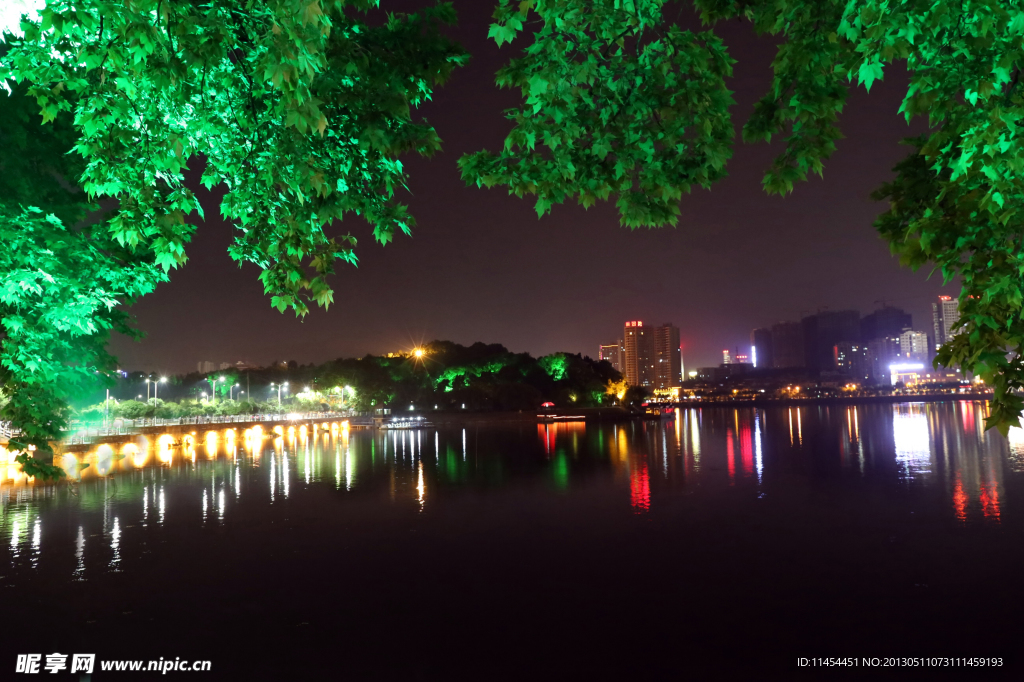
893, 407, 933, 480
462, 429, 467, 461
73, 526, 85, 581
158, 487, 166, 525
661, 427, 668, 478
217, 489, 225, 522
345, 444, 353, 491
1007, 426, 1024, 473
9, 516, 20, 558
417, 461, 425, 511
754, 412, 763, 483
690, 410, 701, 462
270, 453, 277, 501
283, 452, 290, 498
202, 489, 208, 522
109, 517, 121, 570
335, 447, 341, 490
30, 517, 40, 568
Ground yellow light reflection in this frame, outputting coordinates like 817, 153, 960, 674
182, 434, 196, 462
122, 443, 146, 468
205, 431, 218, 459
157, 434, 175, 464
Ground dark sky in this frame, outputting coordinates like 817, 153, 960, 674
109, 1, 956, 376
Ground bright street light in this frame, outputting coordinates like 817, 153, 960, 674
154, 376, 167, 400
270, 381, 289, 405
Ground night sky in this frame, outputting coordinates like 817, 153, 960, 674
108, 1, 957, 376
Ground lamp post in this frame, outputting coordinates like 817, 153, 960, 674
230, 383, 240, 400
155, 376, 167, 400
270, 381, 288, 405
207, 376, 225, 402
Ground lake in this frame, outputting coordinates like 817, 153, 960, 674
2, 402, 1022, 679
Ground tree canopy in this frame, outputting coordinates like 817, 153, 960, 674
2, 0, 1023, 478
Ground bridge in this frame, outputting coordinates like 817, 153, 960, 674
0, 412, 374, 450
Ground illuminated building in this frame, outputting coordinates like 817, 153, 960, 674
653, 323, 681, 389
890, 362, 925, 386
898, 330, 930, 363
932, 295, 960, 350
722, 349, 733, 365
197, 361, 216, 374
599, 341, 623, 373
622, 321, 654, 387
770, 321, 804, 368
801, 310, 860, 372
868, 336, 902, 384
861, 306, 912, 342
751, 328, 772, 369
653, 387, 680, 401
834, 342, 870, 381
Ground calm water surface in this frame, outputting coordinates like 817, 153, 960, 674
2, 402, 1023, 679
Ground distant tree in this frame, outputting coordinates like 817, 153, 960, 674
622, 386, 650, 411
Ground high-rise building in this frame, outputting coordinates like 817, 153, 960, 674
751, 328, 773, 369
722, 349, 733, 365
653, 323, 681, 389
835, 342, 870, 381
867, 336, 902, 384
599, 341, 623, 373
802, 310, 861, 372
770, 321, 805, 368
197, 361, 215, 374
622, 321, 654, 387
899, 330, 930, 363
861, 306, 912, 342
932, 296, 960, 350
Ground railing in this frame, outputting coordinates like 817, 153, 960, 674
0, 421, 20, 440
61, 411, 363, 446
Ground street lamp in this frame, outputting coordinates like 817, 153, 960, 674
270, 381, 289, 405
148, 376, 167, 401
230, 383, 240, 400
207, 375, 225, 402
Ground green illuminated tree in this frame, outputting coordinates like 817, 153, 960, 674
0, 0, 466, 475
462, 0, 1024, 433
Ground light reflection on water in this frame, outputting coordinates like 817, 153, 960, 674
0, 403, 1020, 581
